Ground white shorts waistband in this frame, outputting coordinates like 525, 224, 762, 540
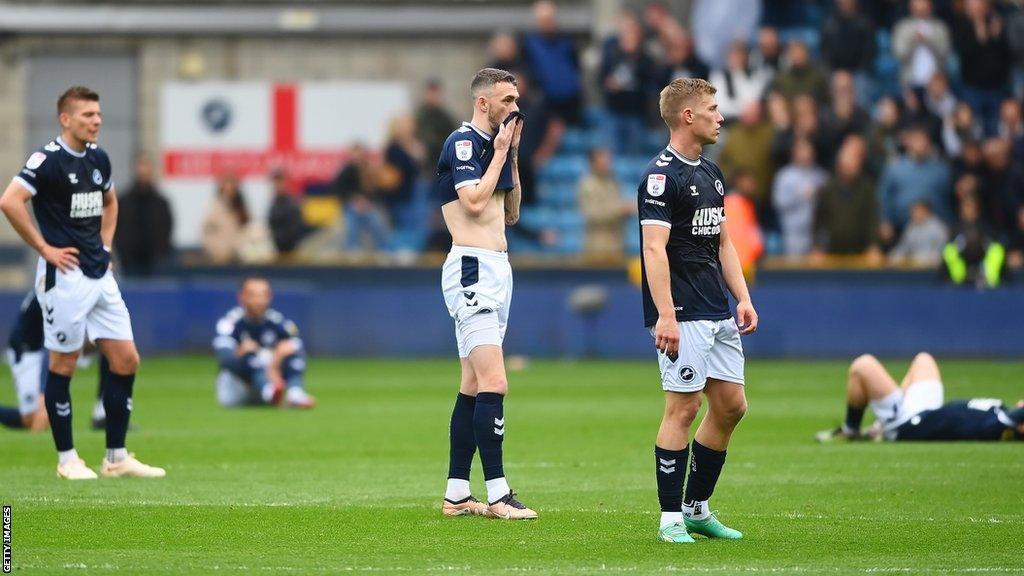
447, 245, 509, 262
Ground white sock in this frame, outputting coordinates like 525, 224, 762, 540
285, 387, 309, 402
261, 383, 276, 403
660, 511, 683, 529
106, 448, 128, 463
57, 449, 79, 467
92, 400, 105, 420
485, 477, 511, 504
683, 500, 710, 521
444, 478, 471, 502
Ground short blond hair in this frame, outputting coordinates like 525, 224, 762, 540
659, 78, 716, 129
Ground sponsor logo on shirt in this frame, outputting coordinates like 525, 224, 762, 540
455, 165, 475, 171
455, 140, 473, 161
691, 206, 724, 236
647, 174, 666, 197
25, 152, 46, 170
69, 191, 103, 219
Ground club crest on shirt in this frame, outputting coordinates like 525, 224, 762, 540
715, 179, 724, 196
647, 174, 666, 197
455, 140, 473, 161
25, 152, 46, 170
92, 169, 103, 185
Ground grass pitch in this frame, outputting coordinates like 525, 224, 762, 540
0, 357, 1021, 575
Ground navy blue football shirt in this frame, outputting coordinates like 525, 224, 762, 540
895, 399, 1024, 441
213, 307, 302, 355
14, 137, 113, 279
435, 122, 514, 204
637, 146, 731, 327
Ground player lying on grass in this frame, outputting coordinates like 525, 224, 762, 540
213, 277, 315, 409
817, 352, 1024, 442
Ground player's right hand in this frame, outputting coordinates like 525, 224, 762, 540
654, 315, 680, 358
493, 119, 514, 152
42, 244, 79, 272
237, 338, 260, 356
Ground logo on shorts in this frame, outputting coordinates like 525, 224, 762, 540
455, 140, 473, 161
647, 174, 666, 197
679, 365, 696, 383
56, 332, 67, 344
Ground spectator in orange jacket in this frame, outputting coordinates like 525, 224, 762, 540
724, 169, 764, 278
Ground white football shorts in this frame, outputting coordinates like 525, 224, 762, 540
35, 258, 134, 353
441, 245, 513, 358
653, 318, 745, 393
871, 379, 944, 440
216, 370, 261, 407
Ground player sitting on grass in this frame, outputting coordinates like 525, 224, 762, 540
213, 277, 315, 409
817, 352, 1024, 442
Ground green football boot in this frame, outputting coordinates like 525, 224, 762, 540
684, 512, 743, 540
657, 522, 695, 543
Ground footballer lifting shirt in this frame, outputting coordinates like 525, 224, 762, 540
435, 122, 514, 204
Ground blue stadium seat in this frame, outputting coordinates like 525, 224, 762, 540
551, 210, 585, 254
583, 106, 612, 129
519, 206, 557, 230
613, 156, 650, 183
559, 128, 591, 155
624, 220, 640, 255
644, 131, 667, 153
552, 185, 578, 209
778, 27, 820, 55
763, 230, 783, 257
554, 210, 583, 229
873, 53, 900, 98
538, 155, 587, 182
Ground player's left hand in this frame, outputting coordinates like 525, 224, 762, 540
736, 300, 758, 335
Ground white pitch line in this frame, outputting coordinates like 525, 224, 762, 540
28, 565, 1024, 575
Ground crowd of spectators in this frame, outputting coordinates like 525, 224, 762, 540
120, 0, 1023, 285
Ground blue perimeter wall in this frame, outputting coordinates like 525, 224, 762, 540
1, 269, 1019, 358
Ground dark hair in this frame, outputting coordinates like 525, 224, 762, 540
471, 68, 517, 97
57, 86, 99, 116
218, 176, 251, 226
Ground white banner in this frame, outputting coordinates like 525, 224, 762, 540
159, 81, 410, 247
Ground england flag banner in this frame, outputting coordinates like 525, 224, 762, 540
160, 81, 409, 246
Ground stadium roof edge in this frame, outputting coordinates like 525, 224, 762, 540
0, 3, 592, 35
